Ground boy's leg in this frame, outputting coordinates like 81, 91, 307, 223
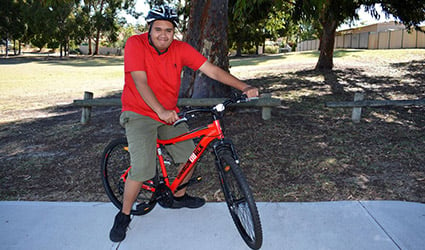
110, 112, 160, 242
174, 163, 195, 197
158, 123, 205, 208
122, 178, 143, 215
120, 112, 160, 212
158, 122, 196, 197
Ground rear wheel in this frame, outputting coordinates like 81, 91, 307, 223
216, 152, 263, 250
100, 138, 157, 216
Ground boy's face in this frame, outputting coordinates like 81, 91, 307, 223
150, 20, 175, 51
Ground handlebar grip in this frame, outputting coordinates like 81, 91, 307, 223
173, 117, 188, 127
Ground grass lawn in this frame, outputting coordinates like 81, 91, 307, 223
0, 56, 124, 121
229, 49, 425, 67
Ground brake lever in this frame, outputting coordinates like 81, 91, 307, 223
235, 96, 259, 103
173, 113, 196, 127
246, 97, 259, 101
173, 117, 188, 127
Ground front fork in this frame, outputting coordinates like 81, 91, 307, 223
213, 139, 240, 167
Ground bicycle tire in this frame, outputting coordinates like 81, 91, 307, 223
217, 152, 263, 250
100, 138, 157, 216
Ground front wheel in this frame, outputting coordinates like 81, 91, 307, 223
100, 138, 157, 216
216, 152, 263, 250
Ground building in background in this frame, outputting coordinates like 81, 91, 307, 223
297, 21, 425, 51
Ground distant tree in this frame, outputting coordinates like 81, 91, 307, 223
0, 0, 143, 56
292, 0, 425, 71
0, 0, 26, 56
229, 0, 301, 55
77, 0, 137, 55
92, 0, 118, 55
48, 1, 74, 57
228, 0, 274, 56
73, 5, 92, 48
23, 1, 56, 51
297, 19, 321, 41
230, 0, 424, 71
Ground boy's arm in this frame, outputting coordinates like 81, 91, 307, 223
131, 71, 179, 123
198, 61, 259, 97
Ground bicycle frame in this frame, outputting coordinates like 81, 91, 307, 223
102, 94, 262, 249
143, 119, 225, 194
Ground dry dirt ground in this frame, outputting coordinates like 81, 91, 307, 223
0, 53, 424, 203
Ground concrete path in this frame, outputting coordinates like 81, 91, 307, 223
1, 201, 424, 250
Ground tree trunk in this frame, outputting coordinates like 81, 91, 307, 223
5, 37, 9, 58
236, 41, 242, 56
94, 31, 100, 55
315, 16, 338, 71
88, 37, 92, 55
94, 0, 105, 56
87, 2, 94, 55
180, 0, 231, 98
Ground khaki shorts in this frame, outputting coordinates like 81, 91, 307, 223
120, 111, 195, 182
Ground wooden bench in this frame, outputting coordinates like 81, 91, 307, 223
326, 92, 425, 123
73, 91, 281, 124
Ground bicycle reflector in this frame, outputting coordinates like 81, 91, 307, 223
214, 103, 225, 112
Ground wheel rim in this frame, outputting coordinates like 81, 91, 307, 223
102, 139, 157, 215
231, 200, 256, 241
220, 160, 258, 246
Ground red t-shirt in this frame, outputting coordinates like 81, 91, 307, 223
122, 33, 207, 123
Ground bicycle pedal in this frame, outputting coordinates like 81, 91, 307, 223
188, 176, 202, 185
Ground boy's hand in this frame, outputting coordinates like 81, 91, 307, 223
158, 109, 179, 124
243, 86, 259, 98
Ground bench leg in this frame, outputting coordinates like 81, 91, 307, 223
261, 93, 273, 120
81, 91, 93, 125
351, 92, 364, 123
262, 107, 271, 120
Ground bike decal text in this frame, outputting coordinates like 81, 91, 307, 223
177, 144, 204, 179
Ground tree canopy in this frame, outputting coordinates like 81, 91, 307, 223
232, 0, 424, 70
291, 0, 425, 70
0, 0, 139, 56
1, 0, 423, 73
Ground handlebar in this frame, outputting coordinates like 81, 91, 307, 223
173, 94, 257, 126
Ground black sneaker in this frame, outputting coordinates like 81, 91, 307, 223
109, 211, 131, 242
171, 194, 206, 209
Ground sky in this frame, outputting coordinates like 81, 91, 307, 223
122, 1, 149, 25
338, 4, 396, 30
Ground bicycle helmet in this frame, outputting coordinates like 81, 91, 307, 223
146, 5, 179, 27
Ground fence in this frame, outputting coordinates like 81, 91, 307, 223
78, 45, 122, 55
297, 28, 425, 51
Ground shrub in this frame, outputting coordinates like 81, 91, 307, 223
264, 45, 279, 54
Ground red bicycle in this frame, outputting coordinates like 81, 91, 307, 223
101, 94, 263, 249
